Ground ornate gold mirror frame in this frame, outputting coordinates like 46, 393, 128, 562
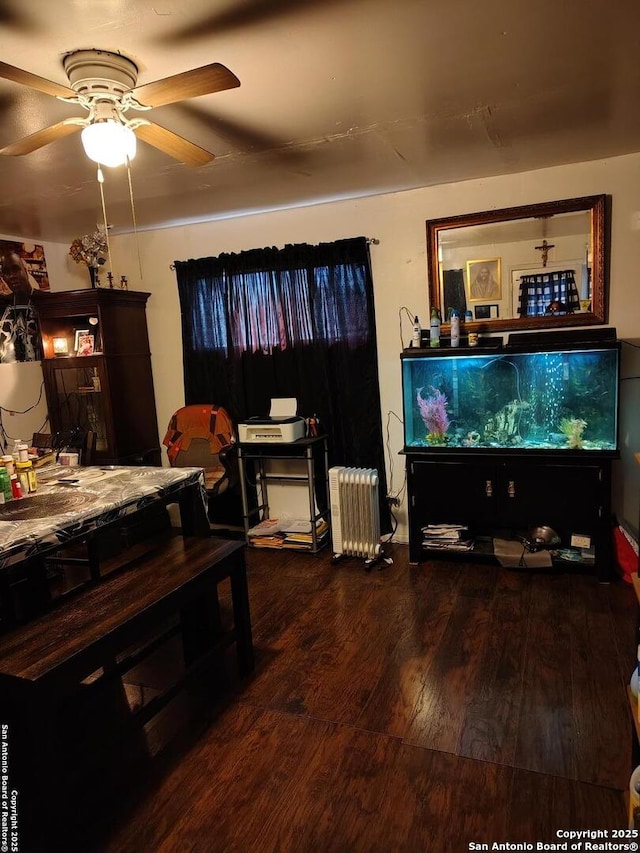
426, 194, 607, 335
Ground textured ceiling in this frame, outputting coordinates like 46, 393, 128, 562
0, 0, 639, 241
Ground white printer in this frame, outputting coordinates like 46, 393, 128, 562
238, 398, 307, 443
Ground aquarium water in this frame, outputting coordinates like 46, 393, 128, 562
402, 345, 619, 452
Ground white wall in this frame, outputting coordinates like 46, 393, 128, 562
0, 234, 88, 450
12, 152, 640, 541
105, 152, 640, 541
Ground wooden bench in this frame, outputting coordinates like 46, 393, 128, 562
0, 532, 253, 848
0, 532, 253, 696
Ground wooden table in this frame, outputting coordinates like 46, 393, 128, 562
0, 464, 210, 570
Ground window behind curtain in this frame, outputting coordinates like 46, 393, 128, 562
174, 237, 390, 531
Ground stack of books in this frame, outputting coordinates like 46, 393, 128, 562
247, 517, 329, 550
247, 518, 284, 548
421, 523, 474, 551
282, 519, 329, 549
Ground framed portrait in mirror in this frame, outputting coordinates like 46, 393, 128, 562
466, 258, 502, 302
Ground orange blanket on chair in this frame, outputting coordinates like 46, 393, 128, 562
163, 404, 235, 466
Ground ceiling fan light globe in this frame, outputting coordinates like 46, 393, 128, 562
81, 121, 136, 167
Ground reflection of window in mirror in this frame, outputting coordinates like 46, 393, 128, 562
511, 263, 585, 318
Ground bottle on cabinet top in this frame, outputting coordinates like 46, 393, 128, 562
429, 308, 441, 348
412, 316, 421, 348
450, 310, 460, 348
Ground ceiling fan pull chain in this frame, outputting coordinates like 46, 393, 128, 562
126, 157, 144, 286
96, 166, 114, 279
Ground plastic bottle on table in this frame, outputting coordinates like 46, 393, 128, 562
10, 474, 23, 499
16, 460, 36, 493
0, 467, 11, 503
12, 439, 28, 462
1, 455, 15, 478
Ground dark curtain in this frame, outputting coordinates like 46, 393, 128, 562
174, 237, 390, 530
517, 269, 580, 317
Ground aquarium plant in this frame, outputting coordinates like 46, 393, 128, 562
559, 417, 587, 449
417, 387, 450, 445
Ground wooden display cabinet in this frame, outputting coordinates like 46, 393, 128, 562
35, 289, 161, 465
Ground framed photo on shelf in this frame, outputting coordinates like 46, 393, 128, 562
474, 304, 500, 320
74, 329, 89, 352
466, 258, 502, 302
76, 334, 94, 356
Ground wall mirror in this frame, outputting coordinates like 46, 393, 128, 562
426, 194, 607, 335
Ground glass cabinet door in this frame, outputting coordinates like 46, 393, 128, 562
44, 359, 110, 455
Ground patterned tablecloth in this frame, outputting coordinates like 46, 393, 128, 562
0, 465, 206, 570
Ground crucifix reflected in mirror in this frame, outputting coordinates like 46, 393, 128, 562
534, 238, 555, 267
534, 215, 554, 267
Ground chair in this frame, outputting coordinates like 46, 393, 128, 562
31, 429, 96, 466
163, 405, 239, 518
30, 430, 102, 595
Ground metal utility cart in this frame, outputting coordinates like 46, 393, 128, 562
237, 435, 330, 552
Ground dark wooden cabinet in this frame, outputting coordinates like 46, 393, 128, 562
36, 289, 160, 465
406, 451, 613, 579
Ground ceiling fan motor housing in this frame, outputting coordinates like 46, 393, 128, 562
0, 50, 237, 164
63, 49, 139, 98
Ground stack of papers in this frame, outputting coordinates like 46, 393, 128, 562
421, 523, 474, 551
247, 517, 329, 550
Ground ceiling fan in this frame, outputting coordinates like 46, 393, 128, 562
0, 48, 240, 166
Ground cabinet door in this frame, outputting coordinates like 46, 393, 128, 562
410, 460, 497, 527
42, 358, 113, 459
496, 462, 603, 534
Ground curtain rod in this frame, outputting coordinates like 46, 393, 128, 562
169, 237, 379, 270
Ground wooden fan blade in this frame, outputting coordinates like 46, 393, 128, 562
135, 122, 215, 166
0, 61, 75, 98
131, 63, 240, 109
0, 0, 38, 31
0, 121, 81, 156
161, 0, 353, 43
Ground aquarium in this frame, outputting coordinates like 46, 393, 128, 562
401, 338, 620, 453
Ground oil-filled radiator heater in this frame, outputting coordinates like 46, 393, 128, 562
329, 466, 382, 565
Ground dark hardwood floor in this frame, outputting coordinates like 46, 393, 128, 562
85, 544, 636, 852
